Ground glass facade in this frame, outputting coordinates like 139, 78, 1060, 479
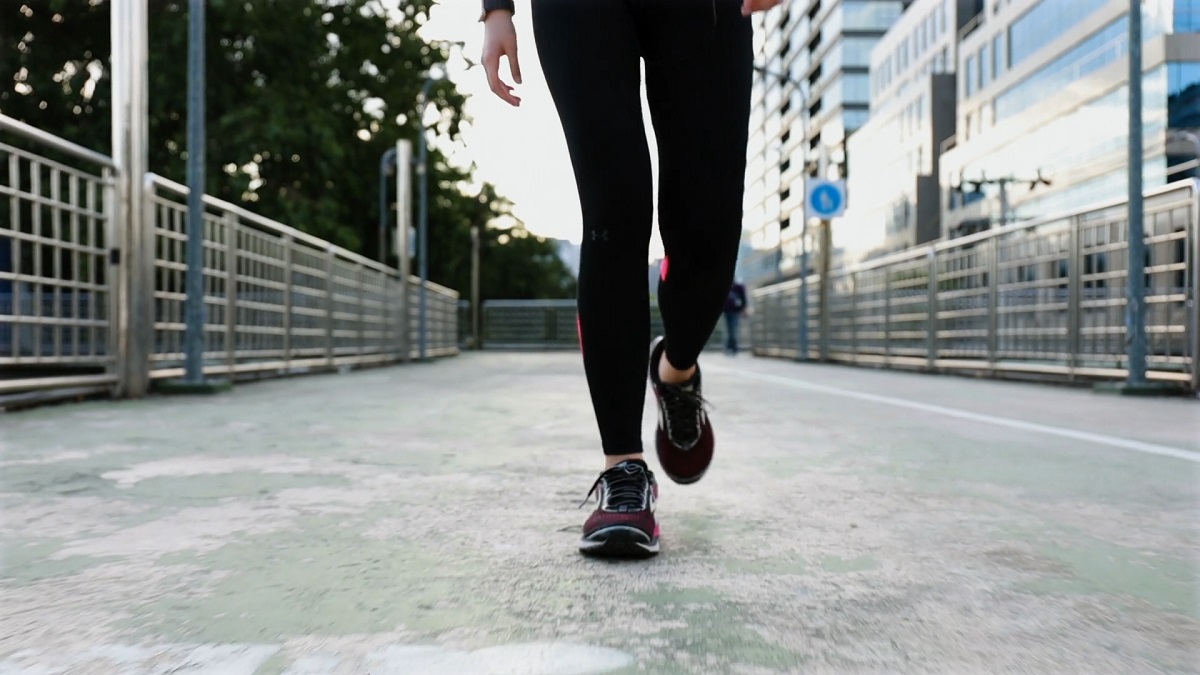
995, 18, 1129, 122
843, 0, 904, 30
1007, 0, 1111, 70
1178, 0, 1200, 30
948, 66, 1172, 223
1169, 61, 1200, 127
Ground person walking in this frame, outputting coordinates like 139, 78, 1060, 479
481, 0, 781, 557
723, 279, 748, 355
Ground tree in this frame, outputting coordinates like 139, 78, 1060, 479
1, 0, 575, 297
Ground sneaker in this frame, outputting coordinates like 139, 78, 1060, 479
649, 337, 714, 485
579, 460, 660, 558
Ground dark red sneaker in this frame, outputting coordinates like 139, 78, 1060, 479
579, 460, 660, 558
649, 337, 714, 485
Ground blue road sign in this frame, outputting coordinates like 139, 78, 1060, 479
806, 179, 846, 220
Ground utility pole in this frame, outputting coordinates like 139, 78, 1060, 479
817, 145, 832, 361
1125, 0, 1148, 386
182, 0, 206, 385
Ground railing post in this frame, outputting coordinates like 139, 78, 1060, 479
927, 248, 938, 371
112, 0, 151, 396
104, 166, 123, 395
1067, 215, 1082, 381
987, 237, 1000, 370
121, 174, 156, 396
818, 224, 832, 362
379, 271, 389, 360
1190, 187, 1199, 392
325, 248, 335, 366
849, 272, 858, 361
884, 269, 892, 365
224, 211, 237, 375
282, 235, 293, 370
357, 263, 366, 355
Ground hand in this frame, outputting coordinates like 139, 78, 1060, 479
482, 11, 522, 107
741, 0, 783, 15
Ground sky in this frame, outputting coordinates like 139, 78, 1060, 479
419, 2, 665, 258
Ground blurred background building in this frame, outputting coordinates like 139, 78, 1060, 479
739, 0, 1200, 285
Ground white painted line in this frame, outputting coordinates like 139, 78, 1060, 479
719, 368, 1200, 464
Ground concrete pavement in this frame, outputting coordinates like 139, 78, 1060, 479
2, 352, 1198, 674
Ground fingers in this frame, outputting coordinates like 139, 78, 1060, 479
482, 22, 522, 107
508, 42, 522, 86
483, 47, 521, 107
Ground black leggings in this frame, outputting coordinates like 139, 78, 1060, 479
532, 0, 753, 456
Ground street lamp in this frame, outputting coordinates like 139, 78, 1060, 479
414, 42, 476, 361
379, 146, 397, 264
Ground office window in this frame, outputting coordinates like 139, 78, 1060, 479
1169, 62, 1200, 127
979, 44, 990, 89
993, 33, 1005, 78
844, 73, 871, 103
845, 37, 875, 67
965, 55, 976, 97
842, 0, 903, 30
995, 18, 1129, 121
1008, 0, 1109, 69
1176, 0, 1200, 31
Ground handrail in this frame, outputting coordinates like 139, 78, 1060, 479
822, 179, 1200, 277
0, 114, 116, 169
147, 173, 395, 275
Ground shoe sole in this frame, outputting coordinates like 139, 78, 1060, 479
579, 526, 660, 558
662, 466, 708, 485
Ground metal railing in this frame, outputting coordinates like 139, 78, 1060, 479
475, 299, 746, 352
1, 117, 118, 396
751, 180, 1200, 390
144, 175, 458, 381
1, 117, 458, 402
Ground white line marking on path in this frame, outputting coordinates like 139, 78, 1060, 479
719, 368, 1200, 464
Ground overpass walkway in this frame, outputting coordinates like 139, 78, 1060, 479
2, 353, 1198, 673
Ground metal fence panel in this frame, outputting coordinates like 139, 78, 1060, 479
1, 116, 460, 403
751, 180, 1200, 389
147, 175, 458, 379
479, 299, 747, 352
1, 125, 118, 396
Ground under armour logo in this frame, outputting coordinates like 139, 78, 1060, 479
590, 230, 609, 242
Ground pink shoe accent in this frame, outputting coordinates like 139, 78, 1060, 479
577, 314, 584, 354
653, 523, 661, 538
660, 256, 669, 282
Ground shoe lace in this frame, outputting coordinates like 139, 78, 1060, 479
580, 463, 649, 511
661, 382, 710, 445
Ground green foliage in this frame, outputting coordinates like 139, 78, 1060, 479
1, 0, 575, 299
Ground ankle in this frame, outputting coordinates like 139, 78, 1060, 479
605, 453, 643, 470
658, 352, 697, 385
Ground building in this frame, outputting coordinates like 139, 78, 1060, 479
740, 0, 905, 285
940, 0, 1200, 237
840, 0, 970, 264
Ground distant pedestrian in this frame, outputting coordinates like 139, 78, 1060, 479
481, 0, 781, 558
723, 279, 748, 355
